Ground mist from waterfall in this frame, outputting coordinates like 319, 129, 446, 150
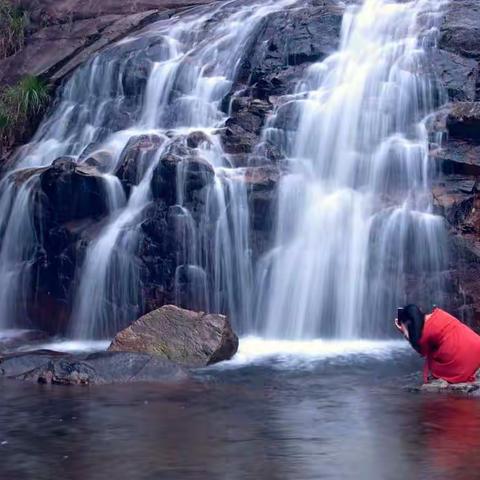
256, 0, 449, 339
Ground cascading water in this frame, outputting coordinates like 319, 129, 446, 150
256, 0, 450, 339
0, 0, 451, 342
0, 0, 295, 337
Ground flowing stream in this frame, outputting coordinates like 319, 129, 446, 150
0, 0, 449, 340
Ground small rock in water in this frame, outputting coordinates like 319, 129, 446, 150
409, 378, 480, 395
1, 441, 8, 445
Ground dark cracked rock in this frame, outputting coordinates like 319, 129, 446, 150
439, 0, 480, 62
446, 102, 480, 142
0, 350, 189, 384
432, 0, 480, 103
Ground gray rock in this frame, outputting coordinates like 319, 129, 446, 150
108, 304, 239, 367
0, 350, 189, 384
431, 49, 478, 102
411, 378, 480, 395
439, 0, 480, 61
1, 1, 218, 86
446, 102, 480, 141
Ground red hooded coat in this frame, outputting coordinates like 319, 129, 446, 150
419, 308, 480, 384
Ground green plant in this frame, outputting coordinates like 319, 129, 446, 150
4, 75, 50, 119
0, 1, 28, 58
0, 75, 50, 145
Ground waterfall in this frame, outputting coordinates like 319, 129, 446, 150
0, 0, 451, 341
256, 0, 449, 339
0, 0, 295, 336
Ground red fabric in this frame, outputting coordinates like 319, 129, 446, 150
419, 308, 480, 384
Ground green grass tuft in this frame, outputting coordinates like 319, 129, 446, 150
0, 75, 50, 145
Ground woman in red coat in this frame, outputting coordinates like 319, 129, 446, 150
395, 304, 480, 384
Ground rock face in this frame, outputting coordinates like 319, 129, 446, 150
430, 101, 480, 326
1, 0, 216, 85
108, 305, 239, 367
6, 158, 111, 334
0, 350, 189, 384
435, 0, 480, 102
425, 0, 480, 327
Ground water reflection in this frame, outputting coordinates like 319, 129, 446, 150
418, 397, 480, 479
1, 352, 480, 479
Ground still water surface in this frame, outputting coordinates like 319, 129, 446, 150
1, 339, 480, 480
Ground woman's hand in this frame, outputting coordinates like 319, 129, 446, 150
394, 318, 409, 340
394, 318, 402, 333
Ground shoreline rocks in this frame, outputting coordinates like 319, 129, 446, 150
0, 350, 189, 385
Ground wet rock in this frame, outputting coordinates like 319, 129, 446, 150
79, 148, 114, 173
121, 54, 153, 97
446, 102, 480, 142
238, 3, 343, 91
434, 0, 480, 103
431, 169, 480, 328
10, 158, 111, 335
39, 157, 108, 223
220, 96, 272, 158
186, 131, 213, 149
439, 0, 480, 61
241, 165, 281, 257
0, 350, 189, 384
108, 304, 239, 367
435, 139, 480, 176
431, 50, 478, 102
151, 153, 215, 204
115, 134, 165, 192
411, 378, 480, 395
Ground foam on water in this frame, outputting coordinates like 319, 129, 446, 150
215, 336, 410, 369
33, 340, 111, 353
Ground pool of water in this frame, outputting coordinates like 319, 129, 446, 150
1, 338, 480, 480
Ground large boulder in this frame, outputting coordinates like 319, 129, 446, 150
108, 305, 239, 367
39, 156, 109, 224
0, 350, 189, 384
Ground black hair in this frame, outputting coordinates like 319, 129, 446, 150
399, 304, 425, 352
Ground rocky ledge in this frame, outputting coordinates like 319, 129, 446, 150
0, 350, 189, 385
2, 0, 218, 86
